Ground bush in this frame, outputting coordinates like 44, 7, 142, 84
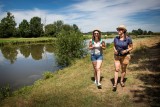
55, 26, 85, 66
0, 84, 11, 101
43, 71, 54, 80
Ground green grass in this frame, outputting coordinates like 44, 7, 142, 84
0, 37, 56, 46
1, 36, 160, 107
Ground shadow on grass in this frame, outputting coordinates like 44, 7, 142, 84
129, 42, 160, 106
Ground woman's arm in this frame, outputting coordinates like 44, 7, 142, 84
127, 43, 133, 52
113, 44, 118, 55
88, 40, 94, 50
101, 41, 106, 50
121, 43, 133, 54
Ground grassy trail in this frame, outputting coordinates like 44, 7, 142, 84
1, 36, 160, 107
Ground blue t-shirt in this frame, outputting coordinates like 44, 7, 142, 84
114, 36, 132, 56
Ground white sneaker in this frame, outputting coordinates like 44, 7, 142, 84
94, 80, 97, 84
97, 82, 101, 86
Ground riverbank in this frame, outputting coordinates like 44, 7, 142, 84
1, 36, 160, 107
0, 37, 56, 46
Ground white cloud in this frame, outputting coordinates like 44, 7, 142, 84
12, 8, 66, 25
0, 0, 160, 32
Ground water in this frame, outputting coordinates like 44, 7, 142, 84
0, 43, 59, 90
0, 38, 114, 90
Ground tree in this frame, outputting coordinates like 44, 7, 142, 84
53, 20, 64, 37
44, 24, 55, 37
0, 12, 16, 38
143, 30, 147, 35
55, 24, 85, 66
137, 28, 143, 35
73, 24, 79, 31
148, 31, 153, 35
18, 19, 30, 37
132, 30, 138, 35
30, 17, 43, 37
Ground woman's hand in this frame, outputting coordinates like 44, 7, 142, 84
114, 46, 118, 55
121, 49, 128, 54
101, 41, 106, 50
114, 50, 118, 55
91, 45, 95, 49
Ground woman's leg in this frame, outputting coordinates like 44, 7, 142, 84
114, 60, 121, 85
92, 61, 97, 82
120, 55, 130, 86
121, 64, 127, 83
96, 60, 102, 85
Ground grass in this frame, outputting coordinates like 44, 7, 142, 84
0, 36, 160, 107
0, 37, 56, 46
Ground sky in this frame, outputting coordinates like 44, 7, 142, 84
0, 0, 160, 33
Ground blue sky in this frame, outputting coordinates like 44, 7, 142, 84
0, 0, 160, 32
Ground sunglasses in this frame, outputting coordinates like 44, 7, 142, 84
117, 29, 124, 31
94, 32, 99, 34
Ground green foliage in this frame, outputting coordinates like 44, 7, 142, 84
18, 19, 30, 37
52, 20, 64, 37
14, 86, 32, 96
30, 17, 43, 37
45, 24, 55, 36
148, 31, 153, 35
55, 24, 85, 66
43, 71, 54, 80
0, 12, 16, 38
0, 84, 11, 101
132, 28, 154, 36
44, 20, 64, 37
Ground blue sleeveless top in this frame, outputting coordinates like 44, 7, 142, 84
114, 36, 132, 56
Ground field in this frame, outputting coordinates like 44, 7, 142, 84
0, 36, 160, 107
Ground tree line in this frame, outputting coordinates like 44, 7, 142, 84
84, 29, 159, 36
130, 29, 154, 35
0, 12, 80, 38
1, 12, 159, 38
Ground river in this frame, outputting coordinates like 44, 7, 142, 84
0, 38, 114, 90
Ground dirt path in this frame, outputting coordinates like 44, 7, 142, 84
88, 36, 160, 107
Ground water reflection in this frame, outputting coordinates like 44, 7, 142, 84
0, 44, 55, 63
1, 45, 18, 64
0, 43, 57, 90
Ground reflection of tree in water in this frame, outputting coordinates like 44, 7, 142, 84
19, 45, 31, 58
31, 44, 44, 60
1, 45, 18, 64
45, 44, 55, 53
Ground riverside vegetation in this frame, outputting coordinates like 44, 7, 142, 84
0, 35, 159, 107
